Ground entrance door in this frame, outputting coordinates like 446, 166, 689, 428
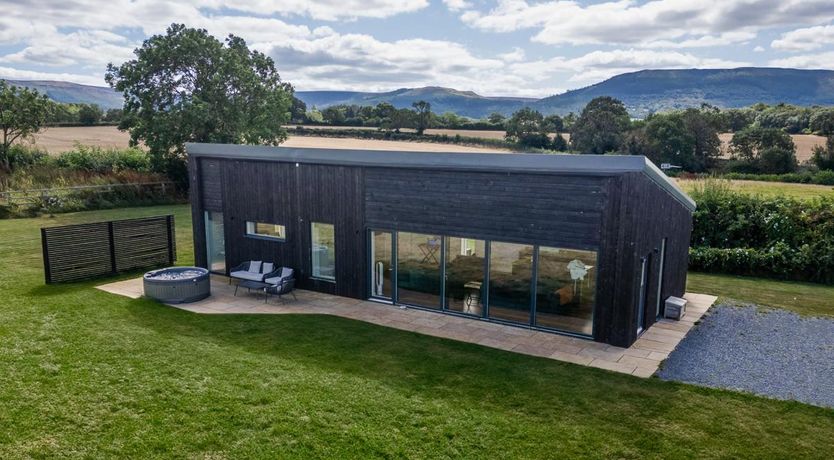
636, 256, 649, 335
204, 211, 226, 273
370, 230, 393, 300
655, 238, 667, 319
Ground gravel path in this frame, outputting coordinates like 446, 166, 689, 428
658, 304, 834, 408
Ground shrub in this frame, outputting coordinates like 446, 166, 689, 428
811, 136, 834, 171
6, 145, 48, 170
690, 183, 834, 284
758, 147, 797, 174
53, 145, 150, 173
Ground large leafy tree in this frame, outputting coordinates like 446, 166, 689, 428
412, 100, 432, 135
0, 81, 53, 174
504, 107, 550, 148
105, 24, 293, 184
570, 96, 631, 154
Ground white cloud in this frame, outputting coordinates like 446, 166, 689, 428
754, 46, 765, 52
769, 51, 834, 69
442, 0, 472, 12
458, 0, 834, 48
772, 24, 834, 52
217, 1, 428, 21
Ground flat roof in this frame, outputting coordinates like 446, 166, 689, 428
186, 143, 696, 211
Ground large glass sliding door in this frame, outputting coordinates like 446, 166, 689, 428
370, 231, 393, 299
204, 211, 226, 273
488, 242, 533, 324
535, 247, 596, 336
397, 232, 442, 309
444, 237, 486, 316
367, 229, 598, 337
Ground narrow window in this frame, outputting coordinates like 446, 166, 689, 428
311, 222, 336, 281
245, 221, 286, 241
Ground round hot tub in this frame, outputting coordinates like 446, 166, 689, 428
143, 267, 210, 303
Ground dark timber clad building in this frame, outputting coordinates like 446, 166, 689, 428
187, 143, 696, 347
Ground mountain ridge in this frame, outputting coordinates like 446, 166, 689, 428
4, 67, 834, 118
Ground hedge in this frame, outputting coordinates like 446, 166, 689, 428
689, 183, 834, 284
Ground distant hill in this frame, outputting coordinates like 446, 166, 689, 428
2, 80, 123, 109
296, 87, 535, 118
531, 68, 834, 117
6, 67, 834, 118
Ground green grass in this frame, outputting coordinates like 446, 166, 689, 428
687, 271, 834, 317
677, 178, 834, 200
1, 205, 833, 458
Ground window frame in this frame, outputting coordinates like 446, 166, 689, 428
310, 221, 336, 282
244, 221, 287, 242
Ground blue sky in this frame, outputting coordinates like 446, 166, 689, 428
1, 1, 833, 97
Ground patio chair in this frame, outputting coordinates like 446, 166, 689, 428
229, 261, 279, 283
264, 267, 297, 303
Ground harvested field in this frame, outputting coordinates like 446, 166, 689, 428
30, 126, 506, 154
719, 133, 825, 163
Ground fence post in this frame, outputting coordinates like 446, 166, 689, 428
41, 228, 52, 284
107, 221, 117, 275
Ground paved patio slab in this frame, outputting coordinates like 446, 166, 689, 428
97, 276, 716, 378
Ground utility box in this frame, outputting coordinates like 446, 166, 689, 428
664, 296, 687, 320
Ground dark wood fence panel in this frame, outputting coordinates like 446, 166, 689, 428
42, 215, 176, 283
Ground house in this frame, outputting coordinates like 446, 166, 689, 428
186, 143, 695, 347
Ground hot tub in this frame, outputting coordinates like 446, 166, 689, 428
143, 267, 210, 303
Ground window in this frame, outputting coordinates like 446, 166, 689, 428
245, 221, 286, 241
311, 222, 336, 281
488, 241, 533, 324
444, 237, 485, 316
396, 232, 442, 309
535, 246, 596, 336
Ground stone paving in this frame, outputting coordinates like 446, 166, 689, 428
98, 276, 716, 378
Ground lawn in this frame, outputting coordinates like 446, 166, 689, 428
676, 178, 834, 200
687, 272, 834, 317
1, 205, 833, 458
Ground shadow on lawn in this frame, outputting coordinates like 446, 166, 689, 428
119, 295, 767, 420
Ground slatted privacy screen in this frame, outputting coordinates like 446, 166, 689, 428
41, 215, 176, 283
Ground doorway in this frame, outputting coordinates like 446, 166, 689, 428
204, 211, 226, 273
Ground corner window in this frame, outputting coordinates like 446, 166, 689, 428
245, 221, 286, 241
311, 222, 335, 281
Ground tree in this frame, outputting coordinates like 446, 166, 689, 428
105, 24, 293, 185
730, 127, 795, 162
103, 108, 124, 123
504, 107, 549, 148
289, 96, 307, 123
542, 114, 564, 133
811, 136, 834, 170
730, 126, 797, 173
487, 112, 506, 125
809, 108, 834, 135
412, 100, 431, 135
0, 81, 53, 174
382, 108, 414, 133
570, 97, 631, 154
321, 106, 346, 125
78, 104, 103, 125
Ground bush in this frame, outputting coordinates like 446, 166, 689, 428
690, 182, 834, 284
6, 145, 48, 170
53, 145, 150, 173
758, 147, 797, 174
720, 170, 834, 185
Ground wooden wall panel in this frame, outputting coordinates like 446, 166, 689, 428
365, 169, 608, 249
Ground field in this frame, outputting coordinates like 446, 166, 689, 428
676, 178, 834, 200
31, 126, 506, 154
31, 126, 827, 163
1, 204, 833, 458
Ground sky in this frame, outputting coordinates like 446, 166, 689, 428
1, 0, 833, 98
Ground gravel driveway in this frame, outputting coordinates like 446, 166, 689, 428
657, 304, 834, 408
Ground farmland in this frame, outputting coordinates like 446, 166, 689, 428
30, 126, 827, 162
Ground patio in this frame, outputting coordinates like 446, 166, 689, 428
98, 275, 716, 378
